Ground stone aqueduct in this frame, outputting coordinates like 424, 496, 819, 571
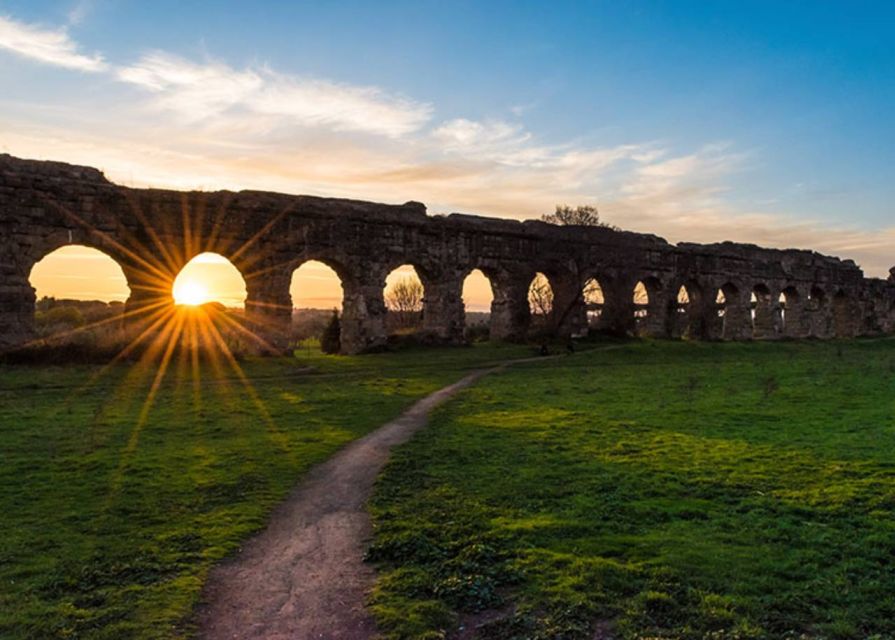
1, 154, 894, 354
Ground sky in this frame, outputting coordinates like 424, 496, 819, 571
5, 1, 895, 310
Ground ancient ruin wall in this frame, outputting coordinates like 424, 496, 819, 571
1, 154, 893, 353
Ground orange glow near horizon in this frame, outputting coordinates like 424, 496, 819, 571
30, 247, 499, 312
290, 261, 344, 310
172, 278, 211, 306
462, 269, 493, 313
30, 245, 130, 302
18, 205, 295, 469
171, 253, 246, 308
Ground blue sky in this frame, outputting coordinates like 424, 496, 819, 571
1, 0, 894, 276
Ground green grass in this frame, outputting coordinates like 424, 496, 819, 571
0, 342, 529, 639
368, 339, 895, 639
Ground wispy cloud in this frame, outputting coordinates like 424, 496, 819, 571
117, 52, 433, 137
0, 14, 105, 71
434, 118, 531, 151
117, 53, 264, 118
431, 117, 655, 189
0, 12, 892, 279
66, 0, 96, 26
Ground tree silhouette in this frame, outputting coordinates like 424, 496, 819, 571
541, 205, 618, 230
320, 310, 341, 354
385, 277, 424, 329
528, 273, 554, 318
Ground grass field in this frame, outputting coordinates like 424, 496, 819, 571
0, 342, 528, 639
368, 339, 895, 640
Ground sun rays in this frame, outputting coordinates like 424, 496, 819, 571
17, 187, 373, 510
21, 194, 317, 505
172, 278, 210, 306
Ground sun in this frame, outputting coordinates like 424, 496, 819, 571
173, 278, 210, 306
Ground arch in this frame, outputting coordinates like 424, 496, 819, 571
172, 252, 247, 308
675, 286, 688, 305
384, 264, 425, 333
632, 277, 662, 335
807, 285, 826, 311
803, 285, 828, 337
289, 260, 345, 346
28, 245, 131, 343
714, 282, 744, 340
30, 245, 130, 303
461, 268, 494, 341
672, 281, 704, 339
583, 277, 605, 329
779, 287, 798, 305
715, 286, 730, 316
779, 286, 800, 336
528, 272, 555, 335
633, 280, 649, 323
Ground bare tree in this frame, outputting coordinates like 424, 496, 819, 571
528, 273, 554, 318
541, 205, 618, 230
385, 277, 424, 329
583, 278, 605, 327
583, 278, 605, 305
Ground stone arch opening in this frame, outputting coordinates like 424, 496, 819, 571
714, 282, 742, 340
632, 277, 661, 335
779, 286, 800, 336
751, 283, 774, 338
173, 252, 247, 309
28, 245, 130, 344
676, 285, 691, 310
633, 281, 650, 317
527, 272, 555, 335
808, 285, 826, 312
673, 282, 704, 339
289, 260, 344, 347
461, 268, 494, 341
715, 287, 729, 318
384, 264, 425, 334
583, 277, 605, 329
172, 252, 249, 352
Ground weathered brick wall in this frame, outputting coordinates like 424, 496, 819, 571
1, 154, 892, 353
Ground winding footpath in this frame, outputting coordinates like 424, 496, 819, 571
196, 365, 507, 640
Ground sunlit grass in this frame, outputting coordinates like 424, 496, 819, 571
0, 342, 531, 639
368, 339, 895, 640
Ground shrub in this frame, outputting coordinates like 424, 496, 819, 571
320, 310, 341, 354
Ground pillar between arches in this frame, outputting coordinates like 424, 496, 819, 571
421, 276, 466, 343
120, 260, 173, 346
0, 272, 36, 350
637, 283, 671, 338
720, 289, 752, 341
596, 279, 634, 336
782, 293, 808, 339
751, 288, 776, 340
550, 273, 588, 338
489, 272, 531, 342
340, 272, 388, 354
245, 274, 291, 355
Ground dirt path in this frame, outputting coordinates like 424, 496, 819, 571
196, 364, 507, 640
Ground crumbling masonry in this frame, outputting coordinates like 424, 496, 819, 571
1, 154, 893, 353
